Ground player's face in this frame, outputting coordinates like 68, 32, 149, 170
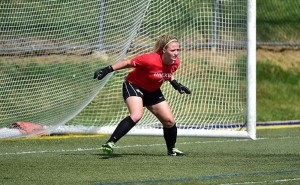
163, 42, 180, 64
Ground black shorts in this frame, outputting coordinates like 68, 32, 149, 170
122, 80, 166, 107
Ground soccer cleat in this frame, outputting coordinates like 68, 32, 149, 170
100, 141, 115, 154
168, 148, 184, 156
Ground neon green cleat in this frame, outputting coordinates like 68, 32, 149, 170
100, 142, 115, 154
168, 148, 184, 156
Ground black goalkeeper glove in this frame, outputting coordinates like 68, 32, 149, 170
170, 80, 191, 94
93, 65, 114, 80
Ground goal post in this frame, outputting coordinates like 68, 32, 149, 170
246, 0, 257, 139
0, 0, 256, 139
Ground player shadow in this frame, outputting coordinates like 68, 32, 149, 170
94, 153, 185, 159
95, 153, 124, 159
59, 153, 124, 159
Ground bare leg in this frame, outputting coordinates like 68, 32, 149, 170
146, 100, 175, 128
147, 101, 178, 152
106, 96, 143, 143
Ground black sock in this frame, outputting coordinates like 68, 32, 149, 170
107, 116, 136, 143
163, 124, 177, 151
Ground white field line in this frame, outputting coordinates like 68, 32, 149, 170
0, 147, 99, 156
220, 177, 300, 185
0, 136, 298, 156
0, 138, 253, 156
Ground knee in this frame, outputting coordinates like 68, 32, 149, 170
162, 119, 175, 128
129, 113, 142, 123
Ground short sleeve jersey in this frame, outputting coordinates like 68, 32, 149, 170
126, 52, 180, 92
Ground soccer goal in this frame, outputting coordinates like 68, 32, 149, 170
0, 0, 256, 139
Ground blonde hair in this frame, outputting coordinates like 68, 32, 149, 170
153, 34, 179, 53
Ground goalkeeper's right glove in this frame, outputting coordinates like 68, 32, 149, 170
93, 65, 114, 80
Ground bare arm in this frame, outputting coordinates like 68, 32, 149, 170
94, 60, 132, 80
170, 75, 175, 81
111, 60, 132, 71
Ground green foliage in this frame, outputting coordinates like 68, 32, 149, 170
0, 1, 100, 41
2, 0, 298, 43
257, 0, 300, 42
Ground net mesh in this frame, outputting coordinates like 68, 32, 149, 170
0, 0, 249, 138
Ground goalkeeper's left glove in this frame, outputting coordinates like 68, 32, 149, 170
170, 80, 191, 94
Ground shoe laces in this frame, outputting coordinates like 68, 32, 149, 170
107, 142, 115, 148
172, 148, 183, 153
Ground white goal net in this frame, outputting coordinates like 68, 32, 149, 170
0, 0, 256, 139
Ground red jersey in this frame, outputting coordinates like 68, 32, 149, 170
126, 52, 180, 92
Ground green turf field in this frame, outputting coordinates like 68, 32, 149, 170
0, 127, 299, 185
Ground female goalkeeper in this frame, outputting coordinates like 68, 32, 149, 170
93, 34, 191, 156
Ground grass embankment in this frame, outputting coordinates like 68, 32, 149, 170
256, 51, 300, 121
